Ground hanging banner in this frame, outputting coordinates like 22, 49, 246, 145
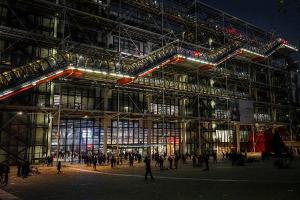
230, 98, 254, 124
291, 71, 300, 103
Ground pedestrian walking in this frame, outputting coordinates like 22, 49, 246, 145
155, 154, 159, 167
145, 157, 154, 180
213, 152, 217, 162
57, 161, 62, 174
159, 156, 164, 171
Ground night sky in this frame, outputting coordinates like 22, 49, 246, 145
199, 0, 300, 66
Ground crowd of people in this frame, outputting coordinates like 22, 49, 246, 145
1, 149, 297, 185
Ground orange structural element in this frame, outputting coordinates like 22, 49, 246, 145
199, 65, 214, 71
0, 69, 81, 101
252, 57, 264, 62
117, 78, 132, 84
66, 70, 83, 78
169, 58, 184, 65
233, 50, 244, 56
0, 85, 34, 101
135, 57, 179, 79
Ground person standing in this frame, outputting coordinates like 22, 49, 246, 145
93, 157, 97, 170
144, 157, 154, 180
168, 156, 173, 169
159, 156, 164, 171
17, 161, 21, 176
129, 156, 134, 167
4, 164, 9, 185
192, 156, 196, 167
0, 164, 4, 183
57, 161, 62, 174
51, 154, 54, 166
111, 155, 115, 168
174, 155, 179, 169
203, 156, 209, 171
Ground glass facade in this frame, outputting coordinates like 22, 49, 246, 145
50, 118, 182, 160
51, 119, 102, 161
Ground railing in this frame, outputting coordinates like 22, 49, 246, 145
123, 44, 178, 75
133, 76, 251, 100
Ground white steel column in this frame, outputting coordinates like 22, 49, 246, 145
47, 114, 52, 156
47, 82, 55, 155
103, 117, 108, 155
147, 118, 152, 155
56, 84, 61, 162
182, 121, 186, 154
147, 95, 152, 155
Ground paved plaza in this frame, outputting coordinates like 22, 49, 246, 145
0, 154, 299, 200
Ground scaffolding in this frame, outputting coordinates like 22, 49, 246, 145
0, 0, 299, 164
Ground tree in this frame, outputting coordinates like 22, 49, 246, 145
277, 0, 300, 14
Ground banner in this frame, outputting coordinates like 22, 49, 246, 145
230, 98, 254, 124
291, 71, 300, 103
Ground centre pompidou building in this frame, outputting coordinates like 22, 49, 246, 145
0, 0, 299, 164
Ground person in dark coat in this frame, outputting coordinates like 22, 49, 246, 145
0, 164, 4, 183
57, 161, 62, 174
168, 156, 173, 169
93, 157, 97, 170
203, 156, 209, 171
192, 156, 196, 167
159, 156, 164, 171
17, 161, 21, 176
144, 157, 154, 180
4, 164, 10, 185
174, 155, 179, 169
213, 152, 217, 162
129, 156, 134, 166
111, 155, 115, 168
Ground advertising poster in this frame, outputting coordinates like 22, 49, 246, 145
291, 71, 300, 103
230, 98, 254, 124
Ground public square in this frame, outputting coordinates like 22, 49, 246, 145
0, 154, 299, 200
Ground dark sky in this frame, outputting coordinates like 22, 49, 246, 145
199, 0, 300, 65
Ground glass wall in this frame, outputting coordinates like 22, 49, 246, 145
51, 118, 103, 161
152, 122, 180, 156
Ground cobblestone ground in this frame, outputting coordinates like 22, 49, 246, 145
1, 154, 300, 200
